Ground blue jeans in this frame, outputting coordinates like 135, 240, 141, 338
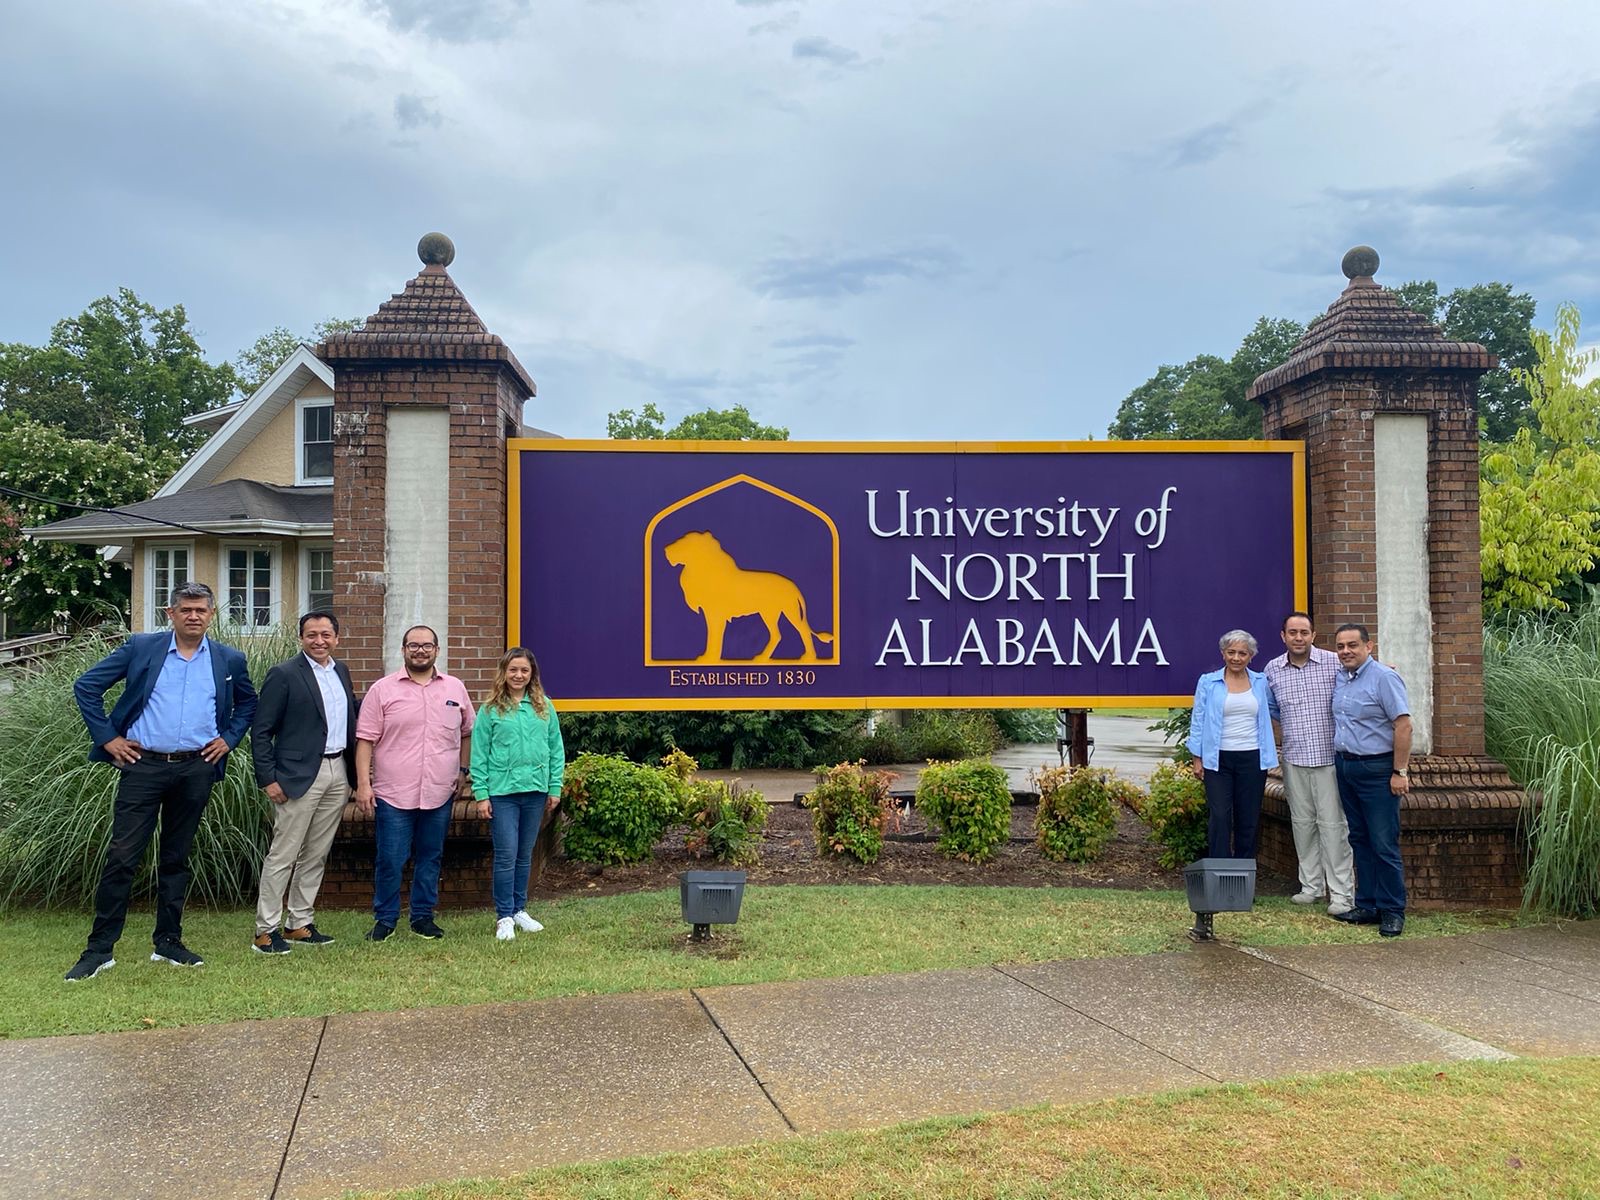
490, 792, 548, 918
1335, 754, 1406, 914
373, 797, 454, 927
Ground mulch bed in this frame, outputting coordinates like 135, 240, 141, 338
529, 800, 1292, 900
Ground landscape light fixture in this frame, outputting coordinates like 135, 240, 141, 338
679, 869, 748, 941
1183, 857, 1257, 942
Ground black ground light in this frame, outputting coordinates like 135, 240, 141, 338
1183, 857, 1256, 941
679, 870, 748, 941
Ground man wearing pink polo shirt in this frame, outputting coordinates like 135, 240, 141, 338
353, 625, 475, 941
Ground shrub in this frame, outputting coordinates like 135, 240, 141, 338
916, 759, 1012, 862
0, 622, 301, 908
1138, 760, 1208, 869
559, 753, 680, 865
1033, 765, 1121, 862
683, 779, 769, 866
992, 707, 1058, 744
805, 762, 898, 864
902, 710, 1005, 760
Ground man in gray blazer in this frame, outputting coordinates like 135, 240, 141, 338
249, 611, 359, 954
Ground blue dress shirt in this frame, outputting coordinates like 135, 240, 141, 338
1332, 657, 1410, 756
125, 635, 220, 752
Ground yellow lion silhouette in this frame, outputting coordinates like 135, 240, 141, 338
664, 530, 834, 663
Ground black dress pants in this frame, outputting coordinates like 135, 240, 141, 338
87, 756, 214, 953
1203, 749, 1266, 858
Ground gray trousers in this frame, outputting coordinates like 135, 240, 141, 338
1282, 762, 1355, 907
254, 758, 350, 935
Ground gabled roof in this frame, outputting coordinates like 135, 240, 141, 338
159, 345, 334, 498
28, 480, 331, 543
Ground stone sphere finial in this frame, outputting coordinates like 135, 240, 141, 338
418, 232, 455, 267
1341, 245, 1379, 280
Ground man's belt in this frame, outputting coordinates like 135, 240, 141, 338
147, 750, 203, 762
323, 750, 346, 759
1335, 751, 1392, 761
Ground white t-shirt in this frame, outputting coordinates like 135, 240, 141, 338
1219, 688, 1259, 751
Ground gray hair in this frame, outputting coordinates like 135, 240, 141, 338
170, 581, 216, 609
1219, 629, 1258, 655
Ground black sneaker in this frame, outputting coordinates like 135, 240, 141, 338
253, 931, 292, 955
65, 950, 116, 982
284, 923, 334, 946
151, 942, 205, 967
365, 922, 396, 942
410, 917, 445, 940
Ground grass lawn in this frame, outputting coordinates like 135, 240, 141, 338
360, 1056, 1600, 1199
0, 885, 1517, 1039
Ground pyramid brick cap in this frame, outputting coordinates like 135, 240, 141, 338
317, 258, 535, 398
1248, 247, 1494, 402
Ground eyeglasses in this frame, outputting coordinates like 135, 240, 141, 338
404, 642, 437, 651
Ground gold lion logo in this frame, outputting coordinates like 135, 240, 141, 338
663, 530, 835, 663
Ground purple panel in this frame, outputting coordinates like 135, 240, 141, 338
515, 446, 1302, 709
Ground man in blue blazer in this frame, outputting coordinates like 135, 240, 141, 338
65, 581, 257, 982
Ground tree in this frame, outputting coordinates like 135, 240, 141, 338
607, 402, 788, 441
0, 413, 170, 628
233, 318, 362, 398
0, 289, 238, 456
1107, 317, 1304, 440
1391, 280, 1538, 443
1480, 303, 1600, 613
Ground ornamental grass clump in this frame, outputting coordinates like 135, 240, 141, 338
915, 759, 1012, 862
683, 779, 769, 866
1138, 760, 1208, 870
0, 622, 301, 908
805, 761, 898, 864
1484, 603, 1600, 918
559, 753, 679, 865
1033, 764, 1123, 862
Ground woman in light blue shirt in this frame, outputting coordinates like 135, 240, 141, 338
1186, 629, 1279, 861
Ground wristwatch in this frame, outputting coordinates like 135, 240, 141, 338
1393, 768, 1409, 777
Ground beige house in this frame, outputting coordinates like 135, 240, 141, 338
30, 346, 337, 631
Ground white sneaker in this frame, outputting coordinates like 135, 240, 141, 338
1291, 889, 1321, 905
495, 917, 516, 941
512, 910, 544, 933
1328, 900, 1354, 917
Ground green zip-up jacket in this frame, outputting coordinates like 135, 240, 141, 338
469, 695, 565, 799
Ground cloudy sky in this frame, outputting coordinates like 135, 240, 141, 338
4, 1, 1598, 439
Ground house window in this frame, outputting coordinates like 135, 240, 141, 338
302, 545, 334, 614
298, 400, 333, 484
224, 545, 278, 628
146, 543, 193, 628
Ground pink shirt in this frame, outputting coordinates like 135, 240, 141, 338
356, 670, 476, 810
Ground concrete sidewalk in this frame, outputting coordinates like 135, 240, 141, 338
4, 920, 1598, 1200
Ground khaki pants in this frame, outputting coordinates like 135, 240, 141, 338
1282, 762, 1354, 907
254, 758, 350, 935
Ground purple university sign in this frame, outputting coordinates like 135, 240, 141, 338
510, 441, 1306, 711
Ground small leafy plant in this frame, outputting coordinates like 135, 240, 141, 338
915, 759, 1012, 862
1138, 760, 1208, 869
559, 753, 680, 865
805, 761, 898, 864
1032, 764, 1121, 862
683, 779, 769, 866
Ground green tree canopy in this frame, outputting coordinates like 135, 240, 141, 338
1480, 303, 1600, 613
1106, 317, 1304, 440
232, 318, 361, 398
0, 289, 239, 456
0, 413, 170, 629
606, 402, 788, 441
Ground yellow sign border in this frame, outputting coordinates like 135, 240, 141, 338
508, 439, 1308, 711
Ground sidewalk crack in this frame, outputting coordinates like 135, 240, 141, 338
692, 990, 797, 1133
271, 1015, 330, 1199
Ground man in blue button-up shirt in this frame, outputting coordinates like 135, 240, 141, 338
1330, 623, 1412, 939
65, 582, 256, 982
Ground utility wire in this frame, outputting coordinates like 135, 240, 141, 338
0, 482, 231, 538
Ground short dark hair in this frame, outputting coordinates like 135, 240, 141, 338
299, 610, 340, 635
1281, 610, 1313, 630
169, 581, 215, 608
402, 625, 438, 647
1334, 623, 1370, 642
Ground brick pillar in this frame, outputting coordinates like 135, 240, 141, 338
1247, 247, 1525, 906
318, 232, 534, 699
315, 234, 537, 912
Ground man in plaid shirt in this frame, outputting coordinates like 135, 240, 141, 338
1264, 612, 1354, 916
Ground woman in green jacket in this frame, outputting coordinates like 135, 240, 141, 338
470, 648, 565, 940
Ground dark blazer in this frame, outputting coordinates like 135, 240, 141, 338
251, 654, 359, 799
74, 632, 257, 781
